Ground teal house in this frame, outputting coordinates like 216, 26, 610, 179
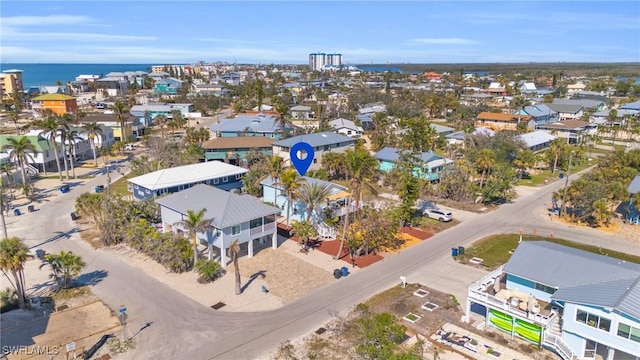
153, 77, 184, 95
627, 175, 640, 225
374, 147, 453, 182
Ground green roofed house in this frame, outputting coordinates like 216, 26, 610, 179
0, 131, 66, 176
201, 137, 273, 166
374, 147, 453, 182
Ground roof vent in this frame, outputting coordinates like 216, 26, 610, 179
321, 134, 327, 137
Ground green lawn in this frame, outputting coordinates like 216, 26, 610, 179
109, 174, 133, 196
517, 161, 594, 187
458, 233, 640, 270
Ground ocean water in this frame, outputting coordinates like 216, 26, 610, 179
0, 63, 154, 88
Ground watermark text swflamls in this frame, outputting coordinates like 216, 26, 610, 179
2, 345, 60, 356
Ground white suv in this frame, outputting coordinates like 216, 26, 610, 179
423, 208, 453, 222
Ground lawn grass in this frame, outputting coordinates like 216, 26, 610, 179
458, 233, 640, 270
109, 174, 132, 196
517, 161, 594, 187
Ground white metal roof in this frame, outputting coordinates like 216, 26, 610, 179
128, 161, 248, 191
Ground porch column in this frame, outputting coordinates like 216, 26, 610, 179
220, 238, 227, 267
606, 348, 614, 360
464, 298, 471, 323
248, 239, 254, 258
272, 231, 277, 249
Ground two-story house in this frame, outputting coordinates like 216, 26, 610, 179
31, 94, 78, 115
156, 184, 280, 266
329, 118, 364, 138
537, 120, 597, 145
0, 132, 65, 175
154, 77, 184, 95
374, 147, 453, 182
465, 241, 640, 360
290, 105, 314, 120
210, 113, 285, 139
546, 104, 584, 121
475, 112, 534, 132
128, 161, 248, 200
201, 137, 273, 166
553, 99, 606, 113
82, 113, 142, 141
271, 132, 356, 171
516, 104, 559, 126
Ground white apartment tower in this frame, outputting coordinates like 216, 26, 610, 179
309, 53, 343, 71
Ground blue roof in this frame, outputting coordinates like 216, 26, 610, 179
628, 175, 640, 194
210, 113, 281, 134
620, 100, 640, 111
374, 147, 442, 164
271, 132, 355, 148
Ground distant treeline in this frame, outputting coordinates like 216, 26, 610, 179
353, 62, 640, 78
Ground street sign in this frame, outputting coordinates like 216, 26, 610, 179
66, 342, 76, 352
119, 307, 127, 313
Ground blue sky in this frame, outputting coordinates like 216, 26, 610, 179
1, 1, 639, 64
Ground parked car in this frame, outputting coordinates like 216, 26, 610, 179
423, 208, 453, 222
125, 144, 134, 151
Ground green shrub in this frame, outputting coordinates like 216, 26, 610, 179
195, 259, 225, 283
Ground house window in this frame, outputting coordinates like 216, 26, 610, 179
223, 176, 228, 182
313, 158, 317, 163
235, 174, 242, 180
617, 323, 640, 343
231, 225, 240, 235
250, 218, 263, 228
534, 282, 556, 294
213, 178, 219, 184
576, 310, 610, 332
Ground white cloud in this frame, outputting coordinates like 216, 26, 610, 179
411, 38, 478, 45
1, 15, 95, 26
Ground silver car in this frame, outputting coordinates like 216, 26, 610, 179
423, 208, 453, 222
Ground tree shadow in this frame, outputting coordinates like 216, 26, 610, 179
241, 270, 266, 293
77, 270, 109, 286
129, 322, 154, 340
28, 228, 78, 249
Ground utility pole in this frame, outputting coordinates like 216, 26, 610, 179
559, 151, 573, 218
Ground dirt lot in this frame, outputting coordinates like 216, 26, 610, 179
1, 290, 121, 360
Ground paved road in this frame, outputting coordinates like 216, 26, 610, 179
7, 166, 637, 360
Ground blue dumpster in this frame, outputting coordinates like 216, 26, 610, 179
341, 266, 349, 277
36, 249, 46, 260
13, 208, 21, 216
451, 247, 459, 257
559, 173, 565, 179
60, 185, 69, 194
95, 185, 104, 193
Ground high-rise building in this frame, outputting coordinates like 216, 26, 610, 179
0, 69, 24, 101
309, 53, 343, 71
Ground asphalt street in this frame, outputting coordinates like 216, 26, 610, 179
6, 162, 638, 360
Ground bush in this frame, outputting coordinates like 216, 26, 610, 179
195, 259, 225, 283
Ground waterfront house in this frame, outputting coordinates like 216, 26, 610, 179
156, 184, 280, 266
536, 120, 597, 145
475, 112, 534, 132
465, 241, 640, 360
374, 147, 453, 182
128, 161, 247, 200
31, 94, 78, 115
271, 132, 356, 171
95, 77, 128, 97
210, 113, 284, 139
201, 137, 273, 165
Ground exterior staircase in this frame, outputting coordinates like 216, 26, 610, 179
543, 317, 575, 360
24, 164, 40, 177
314, 221, 336, 240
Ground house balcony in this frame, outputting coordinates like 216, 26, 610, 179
467, 265, 557, 328
250, 221, 276, 236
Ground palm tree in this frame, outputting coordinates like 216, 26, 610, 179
280, 168, 304, 229
290, 220, 317, 251
65, 129, 82, 179
228, 239, 242, 295
475, 148, 496, 188
0, 184, 7, 239
513, 149, 536, 179
35, 114, 64, 181
1, 136, 37, 186
265, 155, 284, 193
153, 115, 168, 139
83, 122, 103, 167
547, 138, 566, 174
56, 114, 73, 180
41, 250, 86, 289
175, 209, 214, 266
298, 182, 333, 223
8, 109, 21, 134
112, 101, 130, 142
0, 237, 32, 309
334, 148, 379, 260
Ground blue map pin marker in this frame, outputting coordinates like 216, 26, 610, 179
290, 142, 314, 177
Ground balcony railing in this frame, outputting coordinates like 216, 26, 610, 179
331, 203, 361, 218
543, 333, 574, 360
250, 221, 276, 236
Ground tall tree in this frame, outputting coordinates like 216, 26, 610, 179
175, 208, 214, 266
83, 122, 103, 167
474, 148, 496, 188
290, 220, 317, 251
112, 101, 130, 142
228, 239, 242, 295
0, 237, 32, 309
280, 168, 304, 229
56, 113, 73, 180
513, 149, 537, 179
36, 114, 64, 181
1, 136, 37, 186
298, 182, 333, 223
153, 114, 168, 139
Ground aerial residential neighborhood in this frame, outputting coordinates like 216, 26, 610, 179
1, 1, 640, 360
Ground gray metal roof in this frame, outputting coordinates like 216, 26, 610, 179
546, 103, 583, 114
628, 175, 640, 194
260, 176, 347, 193
430, 123, 454, 134
620, 100, 640, 111
156, 184, 280, 229
505, 241, 640, 319
374, 147, 444, 164
271, 132, 355, 148
553, 98, 604, 109
522, 104, 557, 117
210, 113, 281, 133
516, 131, 556, 148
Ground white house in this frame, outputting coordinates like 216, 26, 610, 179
329, 118, 364, 137
0, 132, 66, 176
567, 83, 587, 94
156, 184, 280, 266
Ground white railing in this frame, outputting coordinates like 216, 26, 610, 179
250, 221, 276, 236
467, 289, 556, 327
331, 203, 360, 218
543, 332, 574, 360
469, 265, 505, 292
24, 164, 40, 176
315, 222, 336, 240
